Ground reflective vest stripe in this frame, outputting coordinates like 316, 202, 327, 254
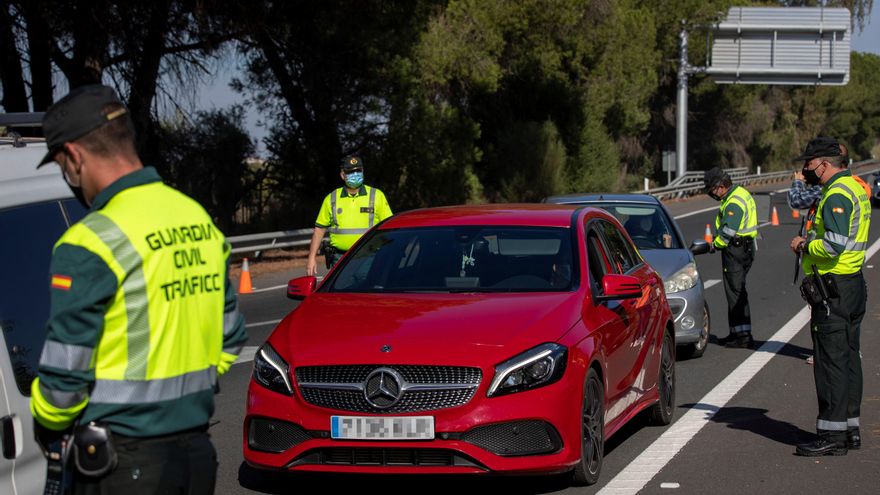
328, 227, 370, 235
368, 187, 376, 227
90, 367, 217, 404
39, 381, 87, 409
828, 182, 865, 251
330, 188, 338, 227
727, 195, 758, 234
39, 340, 93, 372
82, 213, 151, 380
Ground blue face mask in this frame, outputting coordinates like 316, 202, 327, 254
345, 171, 364, 188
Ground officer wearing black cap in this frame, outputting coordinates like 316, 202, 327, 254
790, 137, 870, 456
307, 156, 393, 275
704, 167, 758, 348
30, 84, 247, 493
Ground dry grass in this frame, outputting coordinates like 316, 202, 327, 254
229, 248, 319, 279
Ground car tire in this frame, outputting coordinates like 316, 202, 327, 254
681, 302, 710, 359
649, 331, 675, 426
571, 368, 604, 486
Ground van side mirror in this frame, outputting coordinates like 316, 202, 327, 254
287, 276, 317, 300
689, 240, 711, 255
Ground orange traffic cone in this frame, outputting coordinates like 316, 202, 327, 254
771, 206, 780, 226
239, 257, 253, 294
704, 224, 713, 243
792, 208, 799, 219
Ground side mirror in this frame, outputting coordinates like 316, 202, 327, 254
689, 240, 711, 255
597, 274, 642, 301
287, 276, 317, 300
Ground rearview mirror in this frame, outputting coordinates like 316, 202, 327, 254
597, 274, 642, 301
689, 240, 711, 255
287, 276, 317, 300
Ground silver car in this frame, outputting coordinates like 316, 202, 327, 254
544, 193, 711, 358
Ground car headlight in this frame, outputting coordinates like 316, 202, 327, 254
487, 343, 567, 397
253, 343, 293, 395
664, 262, 699, 293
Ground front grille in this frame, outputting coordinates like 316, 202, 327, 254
290, 448, 483, 468
462, 420, 562, 456
248, 417, 312, 453
296, 365, 481, 413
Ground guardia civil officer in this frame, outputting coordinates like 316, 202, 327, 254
789, 137, 870, 456
306, 156, 393, 276
704, 167, 758, 349
30, 85, 248, 493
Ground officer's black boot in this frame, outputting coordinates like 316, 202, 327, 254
847, 428, 861, 450
724, 333, 754, 349
795, 438, 847, 456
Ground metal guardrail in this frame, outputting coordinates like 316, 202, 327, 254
228, 160, 879, 255
228, 228, 314, 255
637, 160, 878, 200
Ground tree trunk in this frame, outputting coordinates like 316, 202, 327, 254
22, 2, 53, 110
0, 1, 28, 112
128, 1, 171, 151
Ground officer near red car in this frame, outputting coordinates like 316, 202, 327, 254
29, 84, 248, 493
704, 167, 758, 349
789, 137, 870, 456
306, 156, 393, 276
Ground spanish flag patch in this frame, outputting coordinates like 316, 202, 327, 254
832, 207, 844, 214
51, 275, 72, 291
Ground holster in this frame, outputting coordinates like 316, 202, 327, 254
799, 276, 824, 305
320, 238, 337, 269
72, 422, 117, 478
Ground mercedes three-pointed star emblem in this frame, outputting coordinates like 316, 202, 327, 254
363, 367, 403, 409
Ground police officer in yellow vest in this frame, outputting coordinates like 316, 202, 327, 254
30, 85, 247, 493
704, 167, 758, 349
789, 137, 870, 457
306, 156, 393, 276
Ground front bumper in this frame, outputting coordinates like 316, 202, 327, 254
243, 370, 583, 475
666, 281, 707, 345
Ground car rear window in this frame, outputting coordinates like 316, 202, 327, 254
326, 226, 575, 293
0, 200, 72, 394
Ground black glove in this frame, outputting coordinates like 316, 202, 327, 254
708, 243, 716, 254
33, 419, 68, 458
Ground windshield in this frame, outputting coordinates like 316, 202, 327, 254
326, 226, 575, 293
595, 204, 679, 250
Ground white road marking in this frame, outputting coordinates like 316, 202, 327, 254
249, 284, 287, 293
673, 206, 718, 220
234, 346, 259, 365
703, 279, 721, 289
660, 483, 680, 489
598, 236, 880, 495
245, 318, 282, 329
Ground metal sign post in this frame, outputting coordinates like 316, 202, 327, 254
674, 6, 851, 179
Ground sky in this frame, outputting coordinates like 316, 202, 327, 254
193, 7, 880, 158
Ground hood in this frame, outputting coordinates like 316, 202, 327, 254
638, 249, 693, 280
272, 292, 582, 367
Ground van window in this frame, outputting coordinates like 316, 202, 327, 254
0, 201, 69, 394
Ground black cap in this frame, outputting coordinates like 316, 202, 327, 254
37, 84, 128, 167
704, 167, 729, 191
341, 155, 363, 171
793, 136, 841, 162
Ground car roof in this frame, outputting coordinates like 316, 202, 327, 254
543, 193, 661, 205
0, 141, 70, 211
380, 203, 599, 229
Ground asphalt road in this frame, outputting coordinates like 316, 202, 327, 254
211, 171, 880, 494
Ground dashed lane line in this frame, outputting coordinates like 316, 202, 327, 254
598, 236, 880, 495
703, 279, 720, 289
244, 319, 282, 329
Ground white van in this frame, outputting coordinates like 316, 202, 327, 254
0, 114, 85, 494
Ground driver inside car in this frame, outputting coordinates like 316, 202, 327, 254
625, 214, 672, 249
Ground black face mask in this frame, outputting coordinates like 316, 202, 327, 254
67, 183, 90, 210
802, 162, 824, 186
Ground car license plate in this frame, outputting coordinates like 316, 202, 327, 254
330, 416, 435, 440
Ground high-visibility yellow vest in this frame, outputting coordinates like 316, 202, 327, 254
324, 186, 390, 251
715, 185, 758, 244
804, 175, 871, 275
32, 179, 230, 435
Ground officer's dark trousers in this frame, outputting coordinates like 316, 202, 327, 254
809, 271, 866, 442
721, 239, 755, 335
74, 429, 217, 495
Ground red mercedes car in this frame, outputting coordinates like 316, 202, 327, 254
243, 204, 674, 485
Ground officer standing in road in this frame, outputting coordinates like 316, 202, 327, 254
788, 142, 870, 211
789, 137, 870, 456
30, 85, 248, 493
704, 167, 758, 349
306, 156, 393, 276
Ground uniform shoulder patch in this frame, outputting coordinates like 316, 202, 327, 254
832, 207, 844, 214
51, 274, 72, 291
727, 211, 735, 216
